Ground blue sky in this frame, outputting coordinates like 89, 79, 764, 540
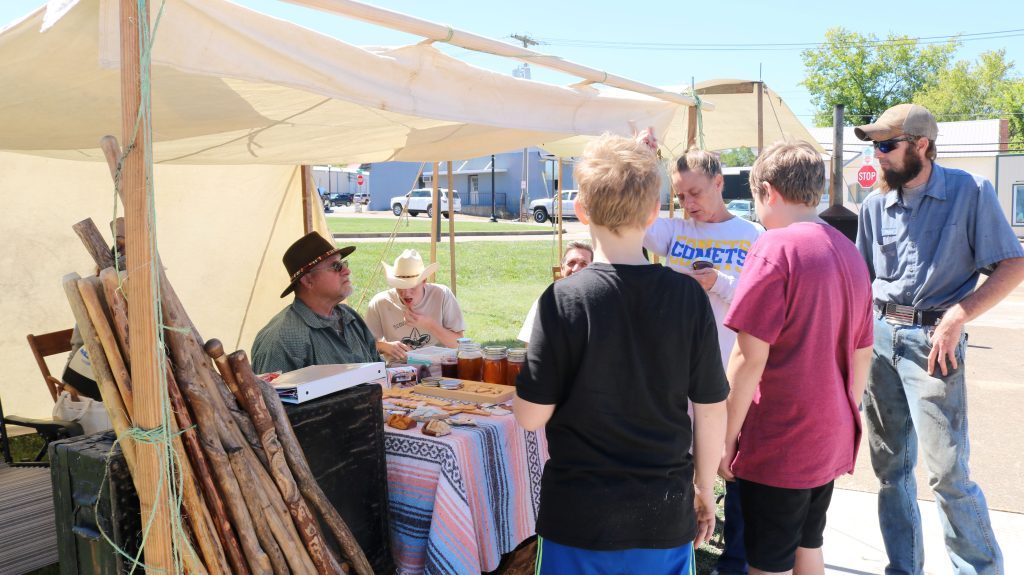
2, 0, 1023, 130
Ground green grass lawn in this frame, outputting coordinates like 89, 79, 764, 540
344, 239, 563, 347
328, 217, 552, 235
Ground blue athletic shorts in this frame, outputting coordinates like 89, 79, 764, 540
535, 536, 695, 575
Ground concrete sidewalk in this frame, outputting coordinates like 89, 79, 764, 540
824, 488, 1021, 574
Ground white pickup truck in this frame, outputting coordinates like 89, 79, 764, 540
529, 189, 578, 223
390, 188, 461, 218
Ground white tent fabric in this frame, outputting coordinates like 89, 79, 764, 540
0, 0, 681, 164
661, 79, 825, 157
0, 0, 693, 419
0, 152, 326, 419
0, 1, 816, 419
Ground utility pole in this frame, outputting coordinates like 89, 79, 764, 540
511, 34, 538, 221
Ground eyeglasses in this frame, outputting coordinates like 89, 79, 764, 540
873, 137, 913, 154
311, 260, 349, 274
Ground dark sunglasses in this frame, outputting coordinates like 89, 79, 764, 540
312, 260, 349, 274
873, 136, 913, 154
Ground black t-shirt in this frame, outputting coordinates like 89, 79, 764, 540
516, 262, 729, 550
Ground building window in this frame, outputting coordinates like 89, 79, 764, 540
1015, 184, 1024, 226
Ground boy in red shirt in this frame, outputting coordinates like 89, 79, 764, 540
720, 140, 874, 575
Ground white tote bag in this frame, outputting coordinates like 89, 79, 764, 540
53, 391, 113, 435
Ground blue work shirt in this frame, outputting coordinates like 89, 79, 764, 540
856, 163, 1024, 310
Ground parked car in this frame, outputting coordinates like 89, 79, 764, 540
726, 199, 756, 222
530, 190, 578, 223
328, 192, 354, 207
390, 188, 461, 218
354, 192, 370, 205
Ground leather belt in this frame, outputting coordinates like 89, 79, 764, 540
876, 302, 945, 327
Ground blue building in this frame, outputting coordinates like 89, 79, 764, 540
367, 148, 576, 219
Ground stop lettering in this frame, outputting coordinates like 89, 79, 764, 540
857, 165, 877, 189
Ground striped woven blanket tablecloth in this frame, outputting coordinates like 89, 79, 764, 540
385, 414, 548, 575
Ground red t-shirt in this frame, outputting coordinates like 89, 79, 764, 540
724, 222, 873, 489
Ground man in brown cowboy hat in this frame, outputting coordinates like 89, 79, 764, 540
251, 232, 381, 374
365, 249, 465, 362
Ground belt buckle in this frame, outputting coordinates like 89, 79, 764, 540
884, 303, 915, 326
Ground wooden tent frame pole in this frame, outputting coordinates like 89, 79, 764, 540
447, 161, 456, 295
557, 159, 564, 259
120, 0, 174, 570
430, 163, 439, 282
756, 82, 764, 155
281, 0, 712, 111
301, 165, 314, 234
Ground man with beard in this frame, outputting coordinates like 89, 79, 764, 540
252, 232, 380, 373
855, 104, 1024, 575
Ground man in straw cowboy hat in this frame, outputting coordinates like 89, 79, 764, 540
365, 249, 465, 362
252, 232, 381, 374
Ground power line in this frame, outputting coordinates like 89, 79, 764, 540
536, 28, 1024, 52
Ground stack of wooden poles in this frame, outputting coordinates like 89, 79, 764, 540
62, 218, 374, 575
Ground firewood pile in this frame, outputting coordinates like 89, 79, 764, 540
62, 218, 373, 575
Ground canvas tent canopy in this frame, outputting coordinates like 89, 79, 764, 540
0, 0, 695, 419
0, 0, 816, 420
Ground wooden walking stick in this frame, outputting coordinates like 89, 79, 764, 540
164, 321, 310, 574
228, 351, 340, 575
78, 277, 218, 575
205, 340, 372, 575
73, 226, 237, 574
99, 273, 246, 575
62, 273, 136, 468
179, 375, 274, 575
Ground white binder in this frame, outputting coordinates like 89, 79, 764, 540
271, 362, 385, 404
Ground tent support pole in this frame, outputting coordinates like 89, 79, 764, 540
757, 81, 764, 155
447, 161, 456, 295
557, 159, 563, 259
430, 163, 439, 282
281, 0, 711, 110
301, 165, 314, 234
687, 106, 698, 150
120, 0, 174, 571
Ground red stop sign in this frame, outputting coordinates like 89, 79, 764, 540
857, 165, 877, 189
356, 174, 365, 186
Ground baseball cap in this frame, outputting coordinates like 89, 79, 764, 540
854, 104, 938, 141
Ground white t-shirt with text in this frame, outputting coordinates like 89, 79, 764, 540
644, 215, 764, 367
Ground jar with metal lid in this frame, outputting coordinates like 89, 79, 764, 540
440, 349, 459, 378
457, 339, 483, 381
505, 348, 526, 386
482, 346, 507, 385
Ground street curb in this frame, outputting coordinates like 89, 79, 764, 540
333, 230, 561, 239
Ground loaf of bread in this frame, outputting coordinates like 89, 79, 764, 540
386, 413, 417, 430
422, 419, 452, 437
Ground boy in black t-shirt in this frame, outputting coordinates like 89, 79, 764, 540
514, 134, 729, 574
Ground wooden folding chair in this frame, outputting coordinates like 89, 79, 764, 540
26, 328, 74, 403
552, 266, 563, 282
2, 329, 84, 464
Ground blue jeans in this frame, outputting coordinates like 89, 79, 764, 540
863, 315, 1003, 575
716, 480, 747, 575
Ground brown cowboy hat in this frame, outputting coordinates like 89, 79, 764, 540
280, 232, 355, 298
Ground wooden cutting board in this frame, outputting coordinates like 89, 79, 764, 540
411, 379, 514, 404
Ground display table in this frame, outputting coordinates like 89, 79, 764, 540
384, 413, 548, 575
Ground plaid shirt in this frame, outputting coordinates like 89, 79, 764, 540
251, 298, 381, 374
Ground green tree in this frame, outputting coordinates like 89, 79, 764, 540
719, 147, 757, 167
915, 50, 1024, 151
801, 28, 959, 126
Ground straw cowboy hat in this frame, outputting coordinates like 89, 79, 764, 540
280, 232, 356, 297
382, 249, 439, 289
